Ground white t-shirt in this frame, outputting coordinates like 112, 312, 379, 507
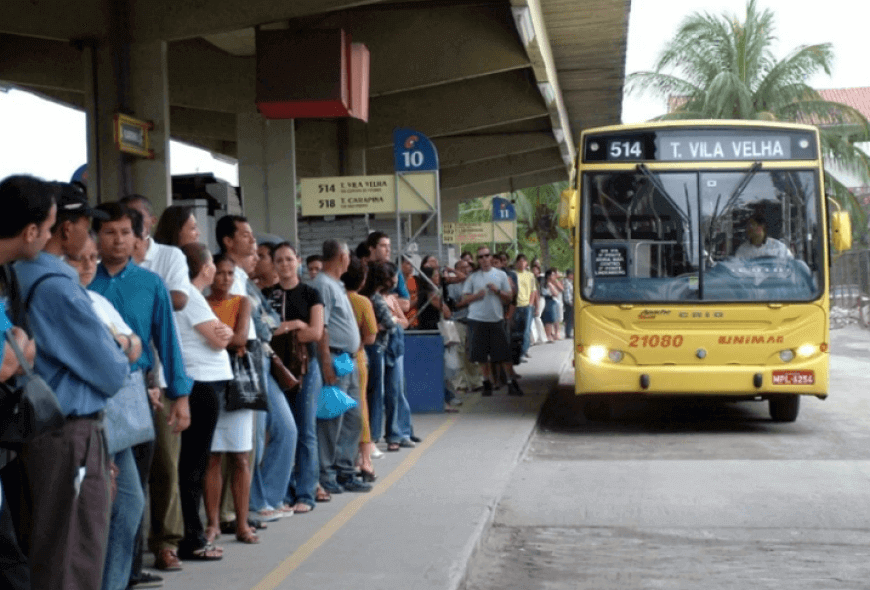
462, 268, 511, 323
174, 288, 233, 382
141, 238, 192, 295
230, 263, 257, 340
735, 237, 793, 260
140, 238, 193, 389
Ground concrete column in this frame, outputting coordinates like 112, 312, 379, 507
237, 112, 298, 246
338, 118, 367, 176
82, 40, 127, 204
128, 40, 171, 212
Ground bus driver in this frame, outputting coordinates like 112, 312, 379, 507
734, 215, 793, 260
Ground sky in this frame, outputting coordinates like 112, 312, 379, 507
1, 0, 868, 183
623, 0, 870, 123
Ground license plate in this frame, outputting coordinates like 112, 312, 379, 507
771, 370, 814, 385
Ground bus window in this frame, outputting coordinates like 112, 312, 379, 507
701, 170, 821, 301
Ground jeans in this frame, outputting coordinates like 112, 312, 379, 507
178, 381, 222, 553
364, 344, 385, 442
563, 304, 574, 338
250, 355, 298, 512
384, 354, 414, 442
102, 447, 145, 590
517, 305, 533, 356
317, 353, 362, 487
287, 357, 321, 507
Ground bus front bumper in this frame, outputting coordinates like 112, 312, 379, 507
574, 353, 828, 397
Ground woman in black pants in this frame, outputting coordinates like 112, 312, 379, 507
175, 243, 236, 560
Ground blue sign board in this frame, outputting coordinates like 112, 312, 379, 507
491, 197, 516, 221
393, 128, 439, 172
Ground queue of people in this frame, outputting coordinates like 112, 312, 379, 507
0, 173, 575, 590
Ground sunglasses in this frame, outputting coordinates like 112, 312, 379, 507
477, 253, 491, 259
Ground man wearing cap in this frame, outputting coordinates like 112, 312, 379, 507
43, 181, 109, 261
8, 177, 130, 590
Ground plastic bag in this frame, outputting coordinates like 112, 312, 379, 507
333, 352, 355, 377
316, 384, 357, 420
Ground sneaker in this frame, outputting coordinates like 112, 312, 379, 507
399, 439, 415, 448
371, 446, 385, 459
128, 572, 163, 589
507, 380, 524, 397
410, 435, 423, 442
337, 477, 372, 493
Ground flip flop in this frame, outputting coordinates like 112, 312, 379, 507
293, 502, 314, 513
236, 529, 260, 544
179, 543, 223, 561
315, 488, 331, 503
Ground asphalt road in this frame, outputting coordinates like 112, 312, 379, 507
462, 324, 870, 590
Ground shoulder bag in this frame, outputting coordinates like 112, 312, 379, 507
225, 341, 269, 411
103, 369, 155, 455
0, 329, 66, 447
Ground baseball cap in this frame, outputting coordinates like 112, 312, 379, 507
53, 182, 109, 220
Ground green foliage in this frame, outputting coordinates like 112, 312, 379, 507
626, 0, 870, 237
457, 183, 574, 271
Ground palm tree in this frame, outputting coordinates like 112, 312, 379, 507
513, 181, 572, 269
626, 0, 870, 231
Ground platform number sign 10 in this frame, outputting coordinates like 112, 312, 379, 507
402, 149, 425, 169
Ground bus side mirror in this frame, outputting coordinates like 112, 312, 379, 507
830, 210, 852, 252
559, 189, 578, 229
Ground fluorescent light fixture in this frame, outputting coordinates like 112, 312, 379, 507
512, 6, 535, 46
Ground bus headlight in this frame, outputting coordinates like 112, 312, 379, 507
608, 350, 625, 363
797, 344, 816, 357
779, 349, 795, 362
588, 345, 607, 362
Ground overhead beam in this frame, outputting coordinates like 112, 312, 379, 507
169, 106, 237, 142
363, 130, 557, 174
302, 4, 529, 96
168, 39, 255, 113
128, 0, 397, 42
365, 69, 548, 148
0, 34, 83, 91
441, 167, 567, 204
3, 0, 108, 41
440, 147, 565, 190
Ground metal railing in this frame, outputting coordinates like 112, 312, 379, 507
829, 249, 870, 329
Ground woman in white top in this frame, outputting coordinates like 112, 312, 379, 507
176, 243, 235, 557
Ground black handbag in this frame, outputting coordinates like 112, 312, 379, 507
0, 329, 65, 446
225, 342, 268, 412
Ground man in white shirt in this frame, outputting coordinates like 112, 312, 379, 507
459, 246, 523, 397
121, 194, 194, 575
735, 215, 793, 260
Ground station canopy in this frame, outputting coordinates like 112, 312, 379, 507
1, 0, 630, 204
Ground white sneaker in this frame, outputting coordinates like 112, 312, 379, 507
371, 446, 384, 459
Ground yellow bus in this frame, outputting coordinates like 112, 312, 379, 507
559, 120, 852, 422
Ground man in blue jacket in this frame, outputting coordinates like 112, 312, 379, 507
8, 175, 130, 590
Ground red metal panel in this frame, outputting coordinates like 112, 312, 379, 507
348, 42, 370, 122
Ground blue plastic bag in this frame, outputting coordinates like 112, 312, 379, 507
333, 352, 355, 377
316, 385, 358, 420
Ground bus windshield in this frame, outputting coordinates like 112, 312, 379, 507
581, 169, 822, 302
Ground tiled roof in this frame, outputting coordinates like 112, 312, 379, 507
819, 88, 870, 121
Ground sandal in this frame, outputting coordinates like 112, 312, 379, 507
179, 543, 223, 561
204, 527, 220, 545
315, 487, 331, 503
292, 502, 314, 513
275, 504, 295, 517
236, 529, 260, 544
387, 442, 400, 452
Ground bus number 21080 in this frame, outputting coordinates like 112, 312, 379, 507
628, 335, 684, 348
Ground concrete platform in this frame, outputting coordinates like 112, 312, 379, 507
155, 339, 573, 590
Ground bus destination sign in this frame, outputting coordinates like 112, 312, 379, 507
583, 129, 816, 163
656, 134, 791, 161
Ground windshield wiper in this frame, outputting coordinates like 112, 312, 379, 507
704, 161, 762, 264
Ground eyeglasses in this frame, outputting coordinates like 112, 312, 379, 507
477, 253, 491, 259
